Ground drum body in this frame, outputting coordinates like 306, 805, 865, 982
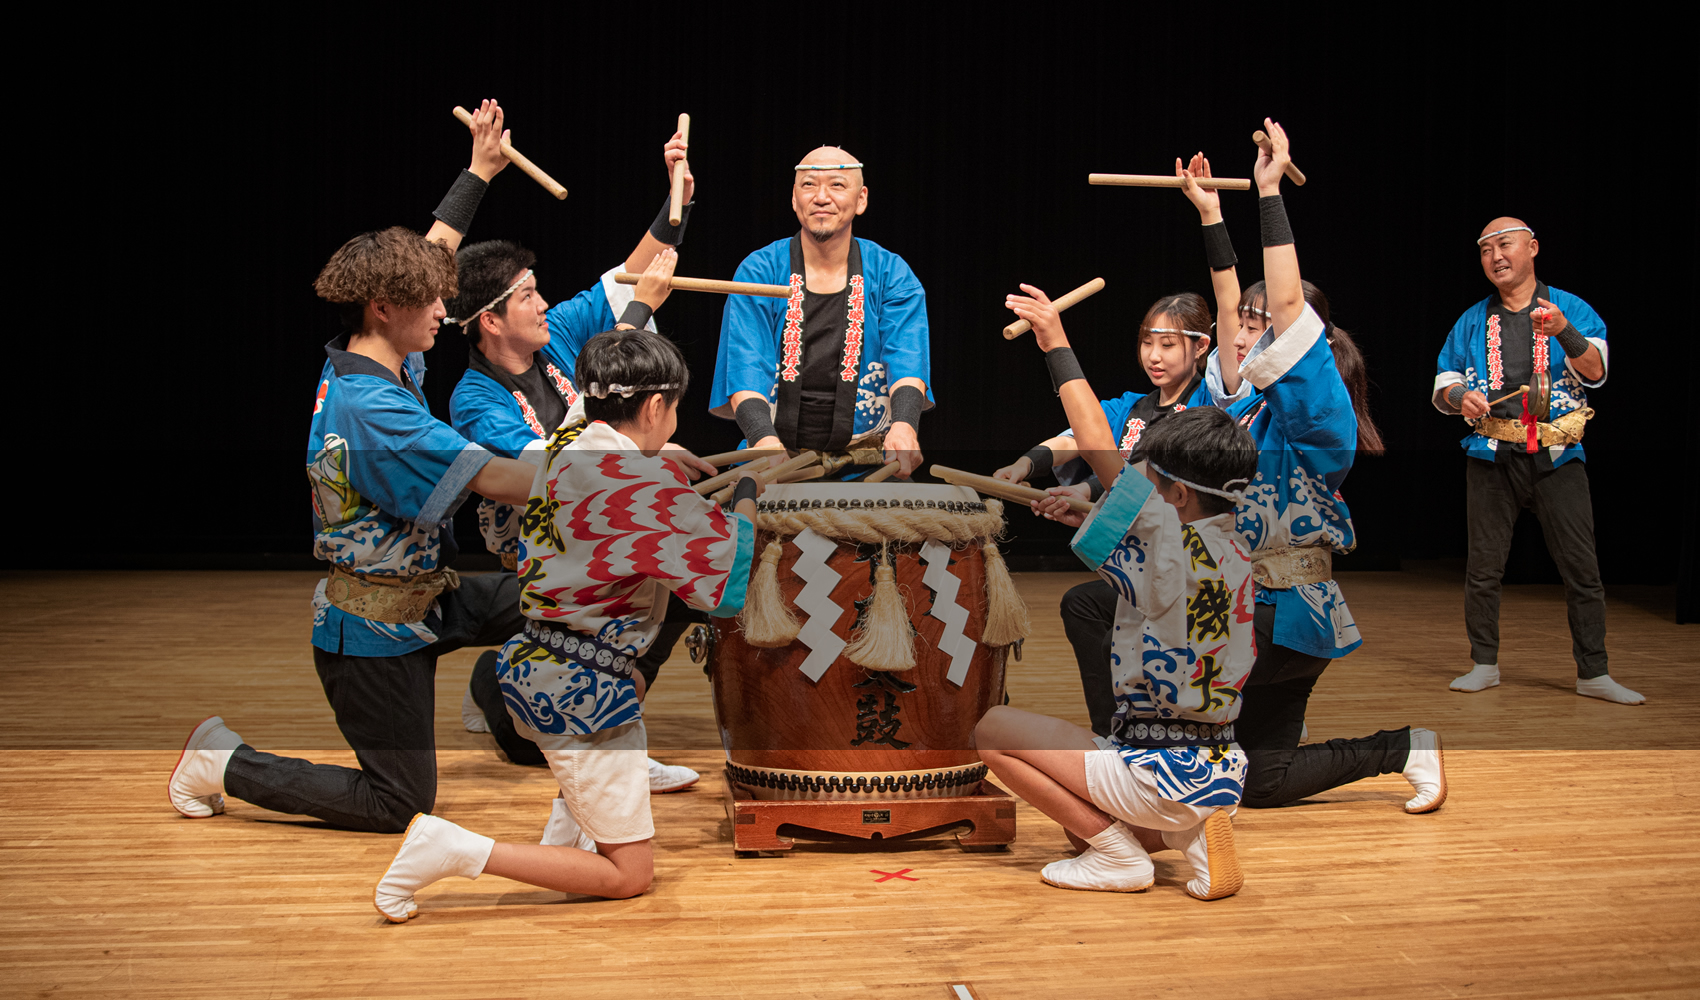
707, 484, 1010, 801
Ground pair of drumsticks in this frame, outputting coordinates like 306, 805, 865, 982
691, 450, 902, 503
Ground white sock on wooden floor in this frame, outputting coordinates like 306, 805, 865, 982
1576, 675, 1645, 705
374, 814, 495, 923
1450, 664, 1500, 692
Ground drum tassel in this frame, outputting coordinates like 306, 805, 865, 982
741, 540, 801, 647
843, 542, 918, 671
981, 537, 1031, 647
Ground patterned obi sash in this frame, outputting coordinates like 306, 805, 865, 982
1251, 546, 1333, 589
1115, 718, 1236, 748
521, 619, 640, 681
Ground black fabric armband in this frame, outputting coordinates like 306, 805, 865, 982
1202, 221, 1238, 271
617, 300, 654, 330
890, 385, 924, 429
1023, 445, 1054, 479
731, 476, 759, 507
432, 170, 489, 236
1087, 477, 1105, 502
734, 396, 778, 444
1445, 383, 1466, 411
650, 196, 694, 247
1259, 194, 1294, 248
1555, 323, 1590, 359
1044, 347, 1086, 395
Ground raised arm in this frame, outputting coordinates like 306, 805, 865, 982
624, 132, 694, 272
424, 100, 511, 251
1006, 284, 1121, 487
1255, 119, 1304, 334
1179, 152, 1245, 397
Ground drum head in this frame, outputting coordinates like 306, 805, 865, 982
1529, 370, 1551, 421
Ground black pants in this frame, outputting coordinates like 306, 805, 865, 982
1060, 579, 1119, 738
468, 591, 706, 767
1465, 453, 1608, 677
1237, 603, 1411, 808
223, 572, 525, 833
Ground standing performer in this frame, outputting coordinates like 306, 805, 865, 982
1172, 136, 1445, 812
1433, 219, 1640, 703
992, 292, 1250, 737
372, 330, 760, 920
981, 278, 1261, 897
168, 102, 549, 832
710, 147, 931, 478
448, 130, 708, 795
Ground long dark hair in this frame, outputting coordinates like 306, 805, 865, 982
1240, 279, 1385, 456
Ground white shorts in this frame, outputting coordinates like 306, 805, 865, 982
1083, 737, 1231, 833
519, 718, 654, 845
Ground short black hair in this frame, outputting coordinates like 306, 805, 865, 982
446, 240, 536, 348
577, 328, 690, 427
1133, 406, 1259, 516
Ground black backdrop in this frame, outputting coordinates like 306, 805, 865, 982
31, 13, 1694, 606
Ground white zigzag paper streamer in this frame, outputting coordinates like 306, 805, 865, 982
792, 528, 847, 681
920, 540, 979, 687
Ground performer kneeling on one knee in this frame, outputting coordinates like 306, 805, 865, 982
373, 329, 760, 920
978, 285, 1259, 899
448, 127, 710, 794
992, 290, 1247, 738
1175, 131, 1445, 812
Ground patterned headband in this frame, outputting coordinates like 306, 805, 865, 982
1146, 459, 1250, 502
449, 269, 534, 329
1145, 326, 1207, 339
794, 162, 864, 171
1476, 226, 1534, 246
586, 382, 681, 399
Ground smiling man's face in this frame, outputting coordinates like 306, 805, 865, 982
1478, 217, 1538, 294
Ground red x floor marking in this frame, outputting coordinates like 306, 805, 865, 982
870, 868, 918, 882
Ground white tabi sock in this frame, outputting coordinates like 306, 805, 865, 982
647, 757, 701, 794
1450, 664, 1500, 692
1576, 675, 1645, 705
1161, 809, 1244, 901
460, 686, 489, 733
1039, 823, 1153, 893
540, 796, 597, 852
168, 716, 242, 818
373, 814, 496, 923
1402, 728, 1447, 814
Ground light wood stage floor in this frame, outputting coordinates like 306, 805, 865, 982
1, 569, 1693, 999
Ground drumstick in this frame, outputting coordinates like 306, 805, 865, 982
669, 113, 691, 225
1252, 130, 1307, 186
1003, 277, 1107, 340
1487, 385, 1530, 407
1088, 173, 1251, 191
712, 451, 820, 503
452, 106, 567, 200
930, 465, 1095, 514
863, 460, 901, 483
613, 273, 791, 298
776, 465, 825, 484
699, 447, 780, 467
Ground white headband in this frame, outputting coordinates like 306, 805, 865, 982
449, 269, 534, 329
586, 382, 681, 400
1476, 226, 1534, 246
1238, 304, 1272, 319
794, 162, 864, 171
1146, 326, 1207, 339
1146, 460, 1250, 502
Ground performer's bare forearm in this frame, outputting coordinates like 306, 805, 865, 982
1058, 380, 1120, 487
1212, 264, 1244, 397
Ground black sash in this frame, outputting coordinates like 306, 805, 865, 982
466, 346, 578, 437
775, 236, 865, 453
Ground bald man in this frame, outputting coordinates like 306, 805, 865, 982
710, 147, 931, 476
1433, 218, 1642, 704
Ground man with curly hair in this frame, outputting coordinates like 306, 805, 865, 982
169, 101, 553, 833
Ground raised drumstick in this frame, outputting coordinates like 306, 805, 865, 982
1252, 130, 1307, 186
1004, 277, 1107, 340
613, 273, 791, 298
1089, 173, 1251, 191
452, 106, 567, 200
930, 464, 1094, 514
670, 113, 691, 225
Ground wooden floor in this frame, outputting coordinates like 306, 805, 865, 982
1, 569, 1694, 999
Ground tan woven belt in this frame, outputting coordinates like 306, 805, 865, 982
818, 436, 886, 476
324, 565, 460, 624
1251, 546, 1333, 588
1476, 407, 1594, 448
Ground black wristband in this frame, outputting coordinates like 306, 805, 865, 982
432, 170, 489, 236
1445, 384, 1466, 411
890, 385, 924, 429
1023, 445, 1054, 479
1087, 477, 1105, 502
1045, 347, 1086, 395
1202, 221, 1238, 271
1259, 194, 1294, 248
650, 196, 694, 247
734, 396, 777, 444
617, 300, 654, 329
1555, 322, 1589, 359
731, 476, 759, 507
